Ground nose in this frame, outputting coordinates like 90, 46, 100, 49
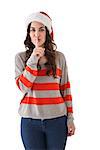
35, 30, 39, 38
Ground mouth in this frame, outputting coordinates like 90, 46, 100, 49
35, 39, 41, 42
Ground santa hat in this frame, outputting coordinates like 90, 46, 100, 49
25, 11, 54, 40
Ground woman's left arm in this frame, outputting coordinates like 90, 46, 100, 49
59, 53, 75, 136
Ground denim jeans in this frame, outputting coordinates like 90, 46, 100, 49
20, 115, 68, 150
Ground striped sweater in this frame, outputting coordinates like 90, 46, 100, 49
15, 50, 74, 124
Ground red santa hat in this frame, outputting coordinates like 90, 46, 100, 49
25, 11, 54, 40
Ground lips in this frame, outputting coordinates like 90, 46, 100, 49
36, 39, 40, 42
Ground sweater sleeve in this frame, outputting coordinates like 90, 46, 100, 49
15, 52, 39, 94
59, 53, 74, 124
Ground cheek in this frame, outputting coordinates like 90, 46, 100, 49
30, 33, 35, 41
42, 33, 46, 41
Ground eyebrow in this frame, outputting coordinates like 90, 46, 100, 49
30, 26, 45, 29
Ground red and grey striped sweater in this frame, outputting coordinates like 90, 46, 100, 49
15, 50, 74, 124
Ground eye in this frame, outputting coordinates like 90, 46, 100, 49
30, 28, 35, 32
39, 28, 45, 32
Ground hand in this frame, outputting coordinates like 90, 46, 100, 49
32, 39, 45, 59
67, 122, 75, 136
33, 47, 45, 59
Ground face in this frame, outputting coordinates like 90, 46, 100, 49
29, 21, 46, 48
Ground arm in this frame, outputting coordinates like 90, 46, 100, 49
59, 53, 74, 125
15, 52, 39, 94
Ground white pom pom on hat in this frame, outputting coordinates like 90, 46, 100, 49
25, 11, 54, 40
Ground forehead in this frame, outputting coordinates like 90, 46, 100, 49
30, 21, 45, 28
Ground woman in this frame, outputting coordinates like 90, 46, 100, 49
15, 11, 75, 150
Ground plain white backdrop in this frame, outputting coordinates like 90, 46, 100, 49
0, 0, 100, 149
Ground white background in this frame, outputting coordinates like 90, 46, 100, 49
0, 0, 100, 149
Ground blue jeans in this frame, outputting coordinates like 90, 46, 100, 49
20, 115, 68, 150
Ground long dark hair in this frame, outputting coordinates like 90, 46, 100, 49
24, 22, 57, 78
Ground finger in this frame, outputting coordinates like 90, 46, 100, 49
35, 39, 39, 48
68, 130, 75, 136
67, 133, 71, 136
68, 127, 71, 134
37, 47, 45, 51
68, 128, 72, 135
67, 132, 72, 136
36, 50, 44, 55
35, 47, 45, 54
35, 50, 41, 57
37, 50, 45, 56
36, 51, 44, 57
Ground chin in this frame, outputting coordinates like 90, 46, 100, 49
39, 43, 45, 48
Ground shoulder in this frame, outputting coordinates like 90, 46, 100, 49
15, 51, 26, 62
15, 51, 26, 67
55, 50, 66, 63
55, 50, 68, 72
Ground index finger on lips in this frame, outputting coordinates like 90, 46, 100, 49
35, 39, 39, 48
